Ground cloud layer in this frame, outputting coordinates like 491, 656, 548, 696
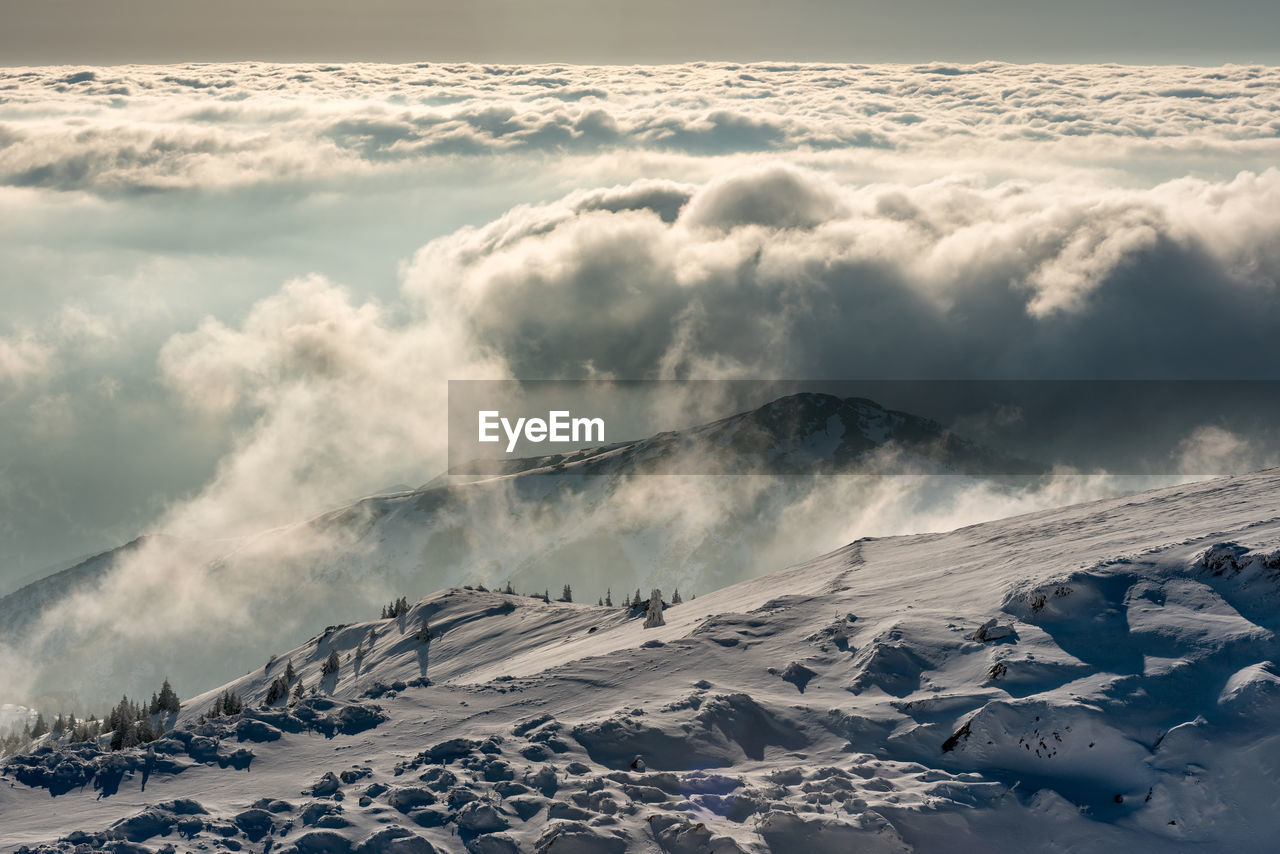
3, 62, 1279, 192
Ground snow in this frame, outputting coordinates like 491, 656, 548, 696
7, 469, 1280, 851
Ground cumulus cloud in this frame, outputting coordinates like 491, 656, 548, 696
402, 163, 1280, 380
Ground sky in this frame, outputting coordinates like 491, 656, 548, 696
3, 0, 1280, 66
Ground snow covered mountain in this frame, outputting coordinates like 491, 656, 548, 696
0, 394, 1047, 708
6, 469, 1280, 852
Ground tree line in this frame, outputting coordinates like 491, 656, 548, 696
0, 678, 182, 757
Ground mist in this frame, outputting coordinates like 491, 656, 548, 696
3, 61, 1280, 712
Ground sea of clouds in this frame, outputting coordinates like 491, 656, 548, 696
2, 61, 1279, 707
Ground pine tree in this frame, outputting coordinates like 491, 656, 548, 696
265, 677, 288, 705
597, 597, 603, 606
644, 588, 665, 628
108, 696, 134, 750
322, 647, 341, 676
417, 619, 432, 643
285, 660, 296, 683
149, 692, 161, 715
633, 589, 642, 609
222, 690, 242, 715
560, 584, 573, 603
672, 588, 683, 605
52, 714, 65, 737
30, 712, 48, 738
605, 588, 613, 607
504, 581, 515, 595
158, 678, 180, 714
543, 589, 550, 603
291, 679, 305, 705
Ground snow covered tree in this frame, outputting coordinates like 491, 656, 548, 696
291, 679, 306, 705
285, 660, 296, 683
417, 618, 432, 643
672, 588, 682, 605
322, 647, 341, 676
644, 589, 665, 628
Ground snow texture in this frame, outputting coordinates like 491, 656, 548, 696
8, 470, 1280, 851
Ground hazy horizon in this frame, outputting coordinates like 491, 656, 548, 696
4, 0, 1280, 66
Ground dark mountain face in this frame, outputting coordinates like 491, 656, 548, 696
453, 393, 1044, 477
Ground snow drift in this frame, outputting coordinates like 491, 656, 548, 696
7, 468, 1280, 851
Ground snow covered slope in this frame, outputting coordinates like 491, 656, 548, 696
6, 469, 1280, 852
0, 393, 1056, 707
